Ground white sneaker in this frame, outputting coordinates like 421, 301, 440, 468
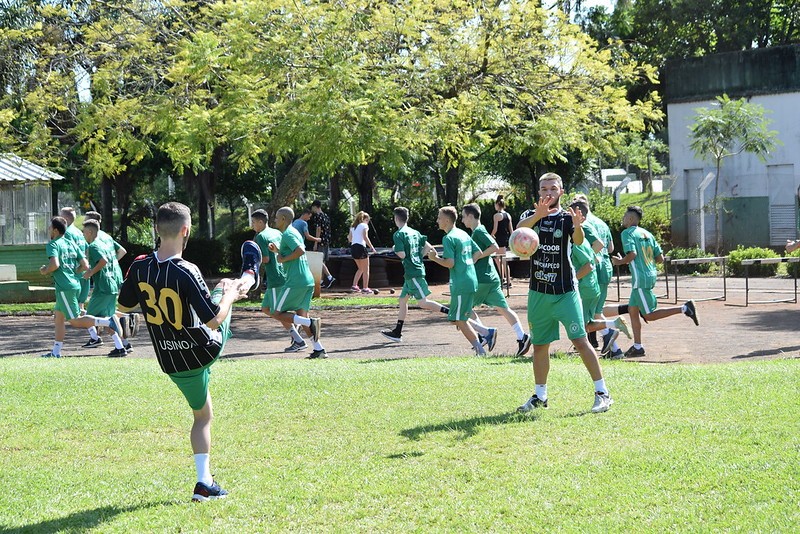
591, 392, 614, 413
517, 394, 548, 413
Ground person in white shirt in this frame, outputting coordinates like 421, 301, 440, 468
348, 211, 377, 293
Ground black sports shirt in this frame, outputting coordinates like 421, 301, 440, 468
529, 210, 578, 295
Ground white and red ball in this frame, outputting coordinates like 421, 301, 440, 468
509, 227, 539, 259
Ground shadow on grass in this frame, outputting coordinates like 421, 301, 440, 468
359, 357, 413, 364
0, 501, 175, 534
386, 451, 424, 459
733, 345, 800, 359
400, 412, 537, 441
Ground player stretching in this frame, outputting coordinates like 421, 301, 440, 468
267, 207, 325, 359
461, 203, 531, 356
516, 173, 613, 414
117, 202, 257, 502
604, 206, 699, 357
427, 206, 496, 355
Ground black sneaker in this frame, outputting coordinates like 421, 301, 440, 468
306, 349, 328, 359
240, 240, 262, 291
517, 394, 548, 412
192, 480, 229, 502
684, 300, 699, 326
284, 340, 308, 352
124, 342, 133, 353
108, 347, 128, 357
381, 329, 402, 342
516, 333, 532, 356
588, 330, 599, 349
478, 334, 487, 347
324, 276, 336, 289
309, 317, 321, 342
624, 346, 646, 357
600, 329, 619, 356
82, 338, 103, 348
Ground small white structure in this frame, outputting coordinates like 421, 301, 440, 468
0, 154, 64, 245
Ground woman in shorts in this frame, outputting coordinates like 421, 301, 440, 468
348, 211, 377, 293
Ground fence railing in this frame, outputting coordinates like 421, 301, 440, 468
664, 256, 727, 304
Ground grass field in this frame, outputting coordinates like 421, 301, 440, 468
1, 356, 798, 532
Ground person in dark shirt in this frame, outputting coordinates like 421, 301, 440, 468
117, 202, 257, 502
310, 200, 336, 288
516, 173, 614, 414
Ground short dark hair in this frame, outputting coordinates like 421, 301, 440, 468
439, 206, 457, 223
626, 205, 643, 221
301, 208, 312, 216
393, 206, 409, 223
51, 216, 67, 235
156, 202, 191, 238
59, 207, 76, 224
311, 200, 322, 209
462, 203, 481, 220
84, 210, 102, 222
251, 209, 268, 223
82, 219, 100, 232
569, 200, 589, 217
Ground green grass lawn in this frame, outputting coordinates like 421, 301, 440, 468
1, 357, 797, 532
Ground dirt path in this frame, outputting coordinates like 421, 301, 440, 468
3, 275, 799, 364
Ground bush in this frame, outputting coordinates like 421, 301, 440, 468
727, 245, 780, 277
183, 237, 228, 277
666, 247, 715, 275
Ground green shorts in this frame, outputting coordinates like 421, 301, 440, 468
629, 286, 657, 315
594, 282, 610, 316
400, 277, 431, 300
55, 289, 81, 320
579, 288, 600, 325
86, 291, 118, 317
274, 286, 313, 313
169, 290, 232, 411
474, 282, 509, 309
448, 292, 475, 322
261, 285, 284, 313
78, 278, 90, 304
527, 290, 586, 345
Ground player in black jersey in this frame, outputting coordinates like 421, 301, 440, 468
516, 173, 614, 414
118, 202, 257, 502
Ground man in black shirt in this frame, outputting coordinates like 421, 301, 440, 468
310, 200, 336, 288
118, 202, 258, 502
516, 173, 613, 414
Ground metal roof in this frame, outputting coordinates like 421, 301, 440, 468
0, 153, 65, 182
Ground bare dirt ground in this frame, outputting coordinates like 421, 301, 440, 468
3, 275, 800, 364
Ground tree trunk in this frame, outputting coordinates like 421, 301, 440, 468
329, 173, 341, 212
355, 162, 377, 214
196, 170, 211, 238
115, 171, 133, 242
101, 177, 114, 233
444, 161, 461, 206
714, 161, 722, 254
266, 159, 311, 221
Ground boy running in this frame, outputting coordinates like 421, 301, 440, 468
460, 203, 531, 356
117, 202, 257, 502
516, 173, 614, 414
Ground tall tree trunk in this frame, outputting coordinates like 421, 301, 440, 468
329, 173, 341, 212
714, 161, 722, 254
444, 161, 461, 206
196, 170, 210, 238
115, 171, 133, 242
101, 177, 113, 233
266, 160, 311, 221
355, 162, 377, 214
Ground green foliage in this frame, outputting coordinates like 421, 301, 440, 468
666, 247, 715, 275
727, 245, 780, 277
183, 238, 227, 277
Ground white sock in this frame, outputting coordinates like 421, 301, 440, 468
312, 340, 324, 351
289, 326, 304, 343
94, 317, 110, 327
512, 322, 525, 340
52, 341, 63, 356
634, 343, 643, 350
240, 272, 256, 290
293, 315, 311, 327
600, 327, 609, 336
88, 326, 99, 340
194, 453, 213, 486
111, 333, 125, 350
470, 321, 489, 336
605, 320, 616, 329
594, 378, 608, 395
471, 339, 485, 354
612, 341, 621, 351
681, 303, 687, 313
535, 384, 547, 401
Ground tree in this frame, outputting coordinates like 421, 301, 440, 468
689, 94, 779, 253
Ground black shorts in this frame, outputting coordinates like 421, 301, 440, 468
496, 236, 510, 248
350, 243, 368, 259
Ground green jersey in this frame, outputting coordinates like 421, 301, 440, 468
622, 225, 662, 289
469, 224, 500, 285
570, 239, 600, 301
442, 227, 478, 294
255, 226, 287, 288
586, 213, 613, 285
46, 236, 83, 291
280, 226, 314, 288
87, 238, 122, 294
392, 225, 427, 280
63, 224, 87, 256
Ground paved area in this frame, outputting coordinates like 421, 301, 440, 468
2, 275, 799, 364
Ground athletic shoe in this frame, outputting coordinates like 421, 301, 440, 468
309, 317, 321, 342
588, 330, 599, 349
600, 329, 619, 356
82, 338, 103, 348
107, 347, 128, 357
517, 394, 548, 413
614, 316, 631, 339
624, 346, 646, 358
482, 328, 498, 352
350, 285, 360, 292
684, 300, 699, 326
591, 392, 614, 413
124, 342, 133, 353
107, 315, 123, 337
361, 288, 373, 294
516, 333, 532, 356
324, 276, 336, 289
119, 314, 131, 338
129, 313, 140, 337
41, 352, 61, 358
381, 329, 402, 342
608, 348, 624, 360
478, 334, 487, 347
284, 340, 308, 352
240, 240, 262, 291
192, 480, 228, 502
306, 349, 328, 359
474, 345, 487, 356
